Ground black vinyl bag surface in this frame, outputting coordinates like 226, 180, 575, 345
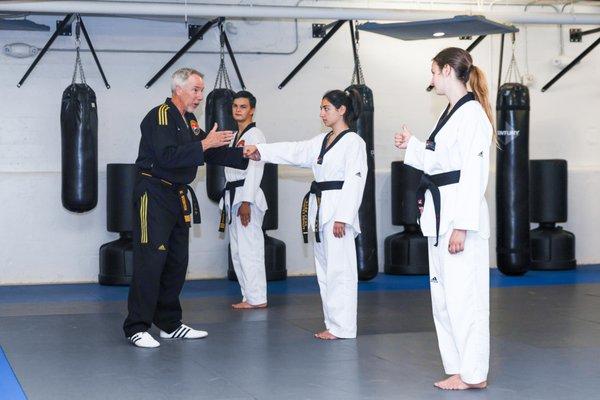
205, 88, 237, 203
496, 83, 530, 276
60, 83, 98, 212
347, 84, 378, 281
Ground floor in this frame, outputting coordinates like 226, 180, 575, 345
1, 266, 600, 400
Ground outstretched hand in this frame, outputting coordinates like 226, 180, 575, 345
201, 123, 234, 151
394, 125, 412, 149
243, 145, 261, 161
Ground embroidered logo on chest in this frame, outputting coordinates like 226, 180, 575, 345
190, 120, 201, 136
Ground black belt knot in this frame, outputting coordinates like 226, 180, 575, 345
416, 170, 461, 247
139, 171, 200, 227
301, 180, 344, 243
219, 179, 245, 232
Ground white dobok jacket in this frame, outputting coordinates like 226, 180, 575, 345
256, 130, 367, 235
404, 93, 492, 240
219, 123, 268, 213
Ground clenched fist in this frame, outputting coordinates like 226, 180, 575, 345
333, 221, 346, 238
243, 145, 261, 161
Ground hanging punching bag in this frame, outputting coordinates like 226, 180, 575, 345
60, 83, 98, 212
496, 83, 530, 276
205, 88, 237, 202
346, 84, 378, 281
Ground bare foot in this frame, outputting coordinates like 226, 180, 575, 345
231, 301, 267, 309
434, 375, 487, 390
434, 374, 460, 389
314, 330, 339, 340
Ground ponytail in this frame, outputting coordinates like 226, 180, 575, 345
469, 66, 494, 128
346, 88, 363, 123
322, 88, 363, 125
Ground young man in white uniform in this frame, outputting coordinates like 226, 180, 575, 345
395, 48, 493, 390
244, 89, 367, 340
220, 91, 268, 309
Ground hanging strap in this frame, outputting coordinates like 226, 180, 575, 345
71, 15, 86, 85
350, 20, 365, 85
214, 22, 233, 90
504, 32, 522, 84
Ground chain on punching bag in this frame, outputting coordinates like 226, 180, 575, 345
205, 26, 237, 202
496, 34, 529, 275
60, 18, 98, 212
347, 22, 378, 281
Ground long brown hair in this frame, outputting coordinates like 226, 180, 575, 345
433, 47, 495, 133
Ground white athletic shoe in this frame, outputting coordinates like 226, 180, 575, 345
159, 324, 208, 340
128, 331, 160, 348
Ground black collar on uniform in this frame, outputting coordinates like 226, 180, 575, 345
317, 128, 351, 165
164, 97, 193, 134
233, 122, 256, 146
426, 92, 475, 151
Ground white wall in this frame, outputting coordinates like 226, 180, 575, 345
1, 11, 599, 284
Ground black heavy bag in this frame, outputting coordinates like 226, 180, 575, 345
391, 161, 422, 226
530, 160, 567, 224
99, 163, 137, 286
385, 161, 429, 275
261, 163, 278, 231
496, 83, 530, 275
529, 159, 576, 270
346, 84, 378, 281
205, 88, 237, 202
106, 163, 137, 233
60, 83, 98, 212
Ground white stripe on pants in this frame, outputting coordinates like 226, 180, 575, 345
428, 229, 490, 384
313, 221, 358, 338
229, 203, 267, 305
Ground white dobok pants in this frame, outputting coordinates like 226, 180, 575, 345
428, 229, 490, 384
229, 203, 267, 305
313, 221, 358, 338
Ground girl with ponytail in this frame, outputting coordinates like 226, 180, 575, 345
395, 47, 493, 390
244, 89, 368, 340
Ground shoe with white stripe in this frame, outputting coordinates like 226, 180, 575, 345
128, 331, 160, 348
160, 324, 208, 340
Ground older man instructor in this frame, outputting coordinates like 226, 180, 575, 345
123, 68, 248, 348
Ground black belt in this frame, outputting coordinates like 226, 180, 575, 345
301, 180, 344, 243
219, 179, 245, 232
140, 172, 200, 227
416, 170, 461, 246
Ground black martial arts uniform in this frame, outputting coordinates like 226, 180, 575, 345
123, 98, 247, 337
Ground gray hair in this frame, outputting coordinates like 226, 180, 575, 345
171, 68, 204, 92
